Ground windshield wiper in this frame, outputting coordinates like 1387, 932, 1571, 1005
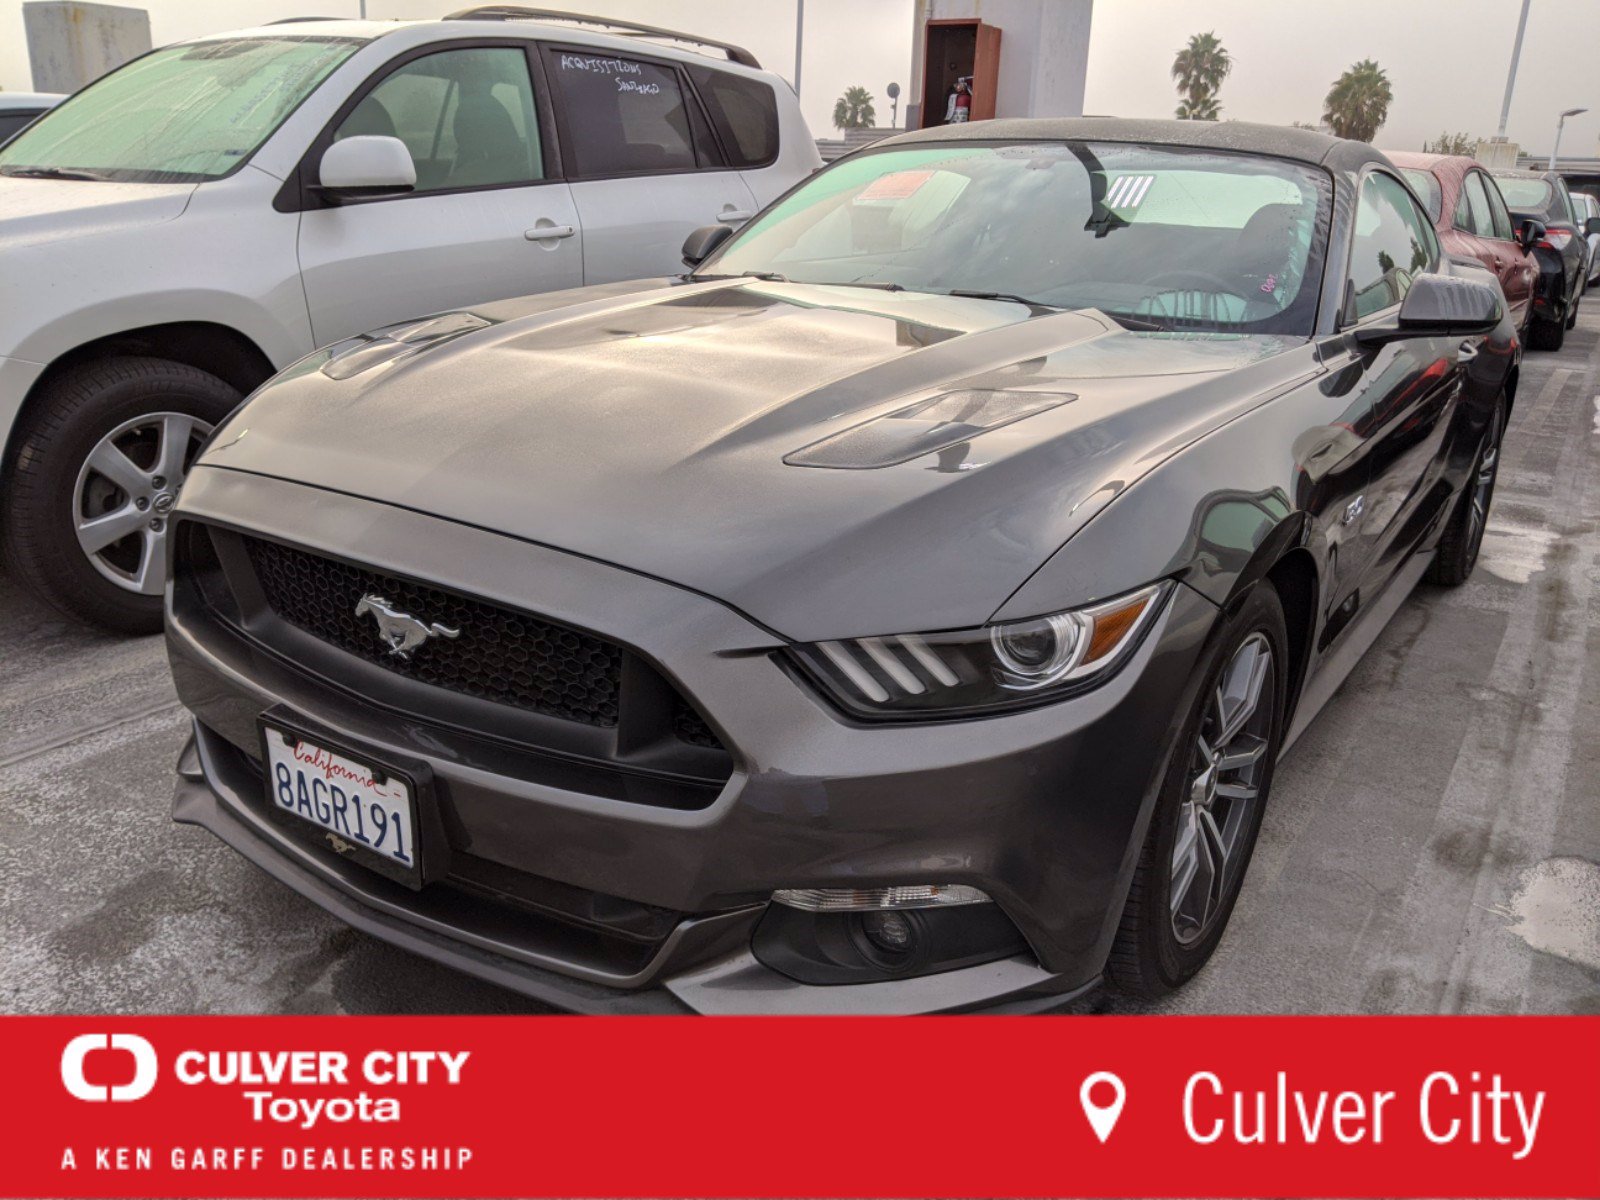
945, 288, 1060, 308
825, 280, 905, 292
0, 166, 107, 181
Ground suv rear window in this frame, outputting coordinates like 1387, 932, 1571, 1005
691, 66, 778, 168
546, 50, 697, 176
1494, 175, 1553, 212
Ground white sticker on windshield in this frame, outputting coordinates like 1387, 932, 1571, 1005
1105, 174, 1155, 209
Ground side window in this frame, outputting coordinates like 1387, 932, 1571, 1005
1461, 171, 1495, 238
1480, 173, 1515, 241
1348, 171, 1437, 321
690, 66, 779, 168
335, 47, 542, 193
1556, 180, 1579, 224
546, 50, 698, 176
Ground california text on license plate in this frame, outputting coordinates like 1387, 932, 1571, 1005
261, 725, 417, 874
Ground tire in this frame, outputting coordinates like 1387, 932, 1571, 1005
1107, 584, 1288, 998
1565, 290, 1580, 330
1529, 313, 1565, 351
1, 356, 239, 634
1426, 391, 1505, 587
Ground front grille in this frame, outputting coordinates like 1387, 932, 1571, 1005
244, 536, 623, 728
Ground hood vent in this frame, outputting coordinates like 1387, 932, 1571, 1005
784, 389, 1075, 470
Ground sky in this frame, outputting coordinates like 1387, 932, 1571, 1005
1, 0, 1594, 158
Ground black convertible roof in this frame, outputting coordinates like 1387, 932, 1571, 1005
881, 117, 1387, 174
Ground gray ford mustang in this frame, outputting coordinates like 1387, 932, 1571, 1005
165, 119, 1517, 1013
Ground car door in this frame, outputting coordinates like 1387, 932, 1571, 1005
1462, 168, 1535, 328
541, 45, 760, 285
296, 42, 584, 346
1343, 170, 1467, 591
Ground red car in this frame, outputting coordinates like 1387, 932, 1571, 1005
1389, 151, 1540, 339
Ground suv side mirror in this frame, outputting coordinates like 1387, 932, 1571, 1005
1355, 273, 1502, 346
1516, 217, 1546, 251
316, 136, 416, 201
1586, 215, 1600, 237
682, 224, 733, 268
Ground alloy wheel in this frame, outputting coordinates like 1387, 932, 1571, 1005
1169, 632, 1276, 946
1465, 405, 1503, 564
72, 411, 213, 595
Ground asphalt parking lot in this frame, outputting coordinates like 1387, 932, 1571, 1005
3, 312, 1598, 1016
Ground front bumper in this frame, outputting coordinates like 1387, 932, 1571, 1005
167, 467, 1220, 1013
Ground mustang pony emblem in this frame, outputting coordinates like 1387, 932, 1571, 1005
354, 594, 460, 659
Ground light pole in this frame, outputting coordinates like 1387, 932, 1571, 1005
1495, 0, 1532, 141
793, 0, 804, 100
1550, 107, 1587, 169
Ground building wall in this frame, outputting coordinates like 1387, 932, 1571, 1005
24, 1, 150, 93
908, 0, 1093, 127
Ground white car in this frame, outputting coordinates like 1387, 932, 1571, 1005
0, 8, 817, 631
0, 92, 64, 145
1577, 191, 1600, 284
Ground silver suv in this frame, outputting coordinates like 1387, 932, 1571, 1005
0, 7, 817, 631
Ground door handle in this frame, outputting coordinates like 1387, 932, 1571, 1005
524, 223, 575, 240
716, 210, 754, 224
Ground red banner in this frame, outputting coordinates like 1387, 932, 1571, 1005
1, 1016, 1596, 1198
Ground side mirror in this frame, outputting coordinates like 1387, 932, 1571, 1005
1586, 215, 1600, 238
1516, 217, 1545, 251
681, 224, 733, 268
1355, 273, 1501, 346
316, 136, 416, 201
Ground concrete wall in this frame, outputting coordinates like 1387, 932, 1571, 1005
24, 1, 151, 94
908, 0, 1093, 127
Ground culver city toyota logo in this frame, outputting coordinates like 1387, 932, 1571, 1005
60, 1033, 157, 1102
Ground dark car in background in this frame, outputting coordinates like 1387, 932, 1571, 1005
0, 92, 63, 145
1492, 169, 1593, 349
166, 119, 1517, 1013
1391, 151, 1540, 340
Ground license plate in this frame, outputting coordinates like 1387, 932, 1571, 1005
260, 724, 419, 882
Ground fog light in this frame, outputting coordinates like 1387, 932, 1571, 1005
860, 909, 915, 954
771, 884, 991, 912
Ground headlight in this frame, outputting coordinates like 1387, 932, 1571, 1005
790, 582, 1169, 718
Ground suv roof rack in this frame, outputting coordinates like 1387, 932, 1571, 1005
441, 6, 761, 68
267, 16, 345, 23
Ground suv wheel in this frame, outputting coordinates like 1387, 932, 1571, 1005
2, 356, 239, 633
1107, 584, 1287, 997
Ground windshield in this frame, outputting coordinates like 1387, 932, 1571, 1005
701, 142, 1332, 335
0, 36, 359, 183
1400, 168, 1442, 222
1494, 176, 1553, 211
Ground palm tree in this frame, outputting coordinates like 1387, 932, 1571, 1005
1176, 94, 1221, 121
1171, 32, 1231, 121
1323, 60, 1392, 142
832, 86, 876, 132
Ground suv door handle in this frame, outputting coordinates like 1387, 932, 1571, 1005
716, 210, 754, 224
525, 223, 575, 240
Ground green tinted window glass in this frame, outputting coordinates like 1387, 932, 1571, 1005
0, 37, 357, 183
336, 47, 541, 192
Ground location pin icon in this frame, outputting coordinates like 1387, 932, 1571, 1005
1079, 1071, 1126, 1143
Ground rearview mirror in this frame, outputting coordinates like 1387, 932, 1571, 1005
316, 136, 416, 200
1586, 215, 1600, 238
1355, 273, 1501, 346
682, 224, 733, 268
1516, 217, 1545, 251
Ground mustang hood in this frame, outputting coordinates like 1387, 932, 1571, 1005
199, 280, 1313, 641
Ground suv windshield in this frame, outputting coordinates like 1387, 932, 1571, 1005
701, 141, 1332, 335
0, 36, 359, 183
